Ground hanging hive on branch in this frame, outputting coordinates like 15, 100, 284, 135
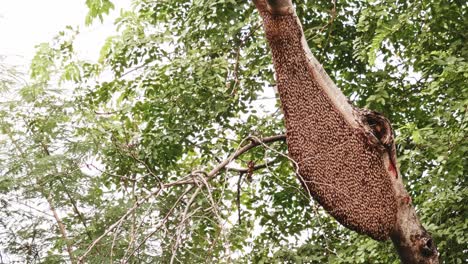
253, 1, 439, 262
255, 0, 398, 241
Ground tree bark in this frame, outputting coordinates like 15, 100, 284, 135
252, 0, 439, 263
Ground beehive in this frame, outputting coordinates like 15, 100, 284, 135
260, 10, 398, 240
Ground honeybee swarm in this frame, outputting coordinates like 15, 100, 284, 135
261, 11, 397, 240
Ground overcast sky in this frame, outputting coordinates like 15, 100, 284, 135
0, 0, 278, 114
0, 0, 131, 68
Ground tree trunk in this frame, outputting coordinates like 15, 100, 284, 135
253, 0, 439, 263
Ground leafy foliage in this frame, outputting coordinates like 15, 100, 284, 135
0, 0, 466, 263
85, 0, 115, 25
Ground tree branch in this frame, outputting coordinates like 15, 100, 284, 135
163, 134, 286, 187
123, 186, 194, 262
79, 134, 286, 262
45, 189, 75, 263
226, 158, 279, 173
78, 186, 166, 263
252, 1, 439, 263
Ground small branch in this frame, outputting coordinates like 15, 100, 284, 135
41, 143, 97, 248
58, 178, 96, 244
121, 196, 157, 261
319, 0, 337, 60
170, 188, 201, 264
229, 23, 261, 96
237, 172, 244, 225
123, 134, 286, 261
206, 134, 286, 180
124, 186, 194, 262
163, 134, 286, 187
226, 158, 279, 173
13, 200, 55, 218
110, 213, 125, 264
130, 174, 137, 256
229, 44, 242, 96
120, 61, 152, 78
78, 186, 165, 263
80, 134, 285, 262
93, 110, 122, 115
45, 189, 75, 263
128, 149, 162, 183
84, 163, 137, 182
37, 143, 75, 263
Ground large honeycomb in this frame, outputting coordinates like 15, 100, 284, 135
259, 10, 398, 240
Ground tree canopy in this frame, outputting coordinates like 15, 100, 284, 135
0, 0, 466, 263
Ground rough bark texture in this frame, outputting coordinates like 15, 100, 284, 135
253, 0, 439, 263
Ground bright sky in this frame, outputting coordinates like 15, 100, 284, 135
0, 0, 132, 68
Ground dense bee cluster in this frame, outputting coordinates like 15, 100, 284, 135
260, 10, 398, 240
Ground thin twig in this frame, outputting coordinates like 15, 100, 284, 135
319, 0, 337, 60
124, 186, 194, 263
226, 158, 279, 173
163, 134, 286, 187
229, 23, 261, 96
82, 134, 287, 262
78, 186, 164, 263
45, 189, 75, 263
237, 172, 244, 225
170, 187, 201, 264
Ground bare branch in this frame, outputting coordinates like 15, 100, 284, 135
45, 190, 75, 263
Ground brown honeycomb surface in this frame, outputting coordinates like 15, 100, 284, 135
261, 11, 398, 240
